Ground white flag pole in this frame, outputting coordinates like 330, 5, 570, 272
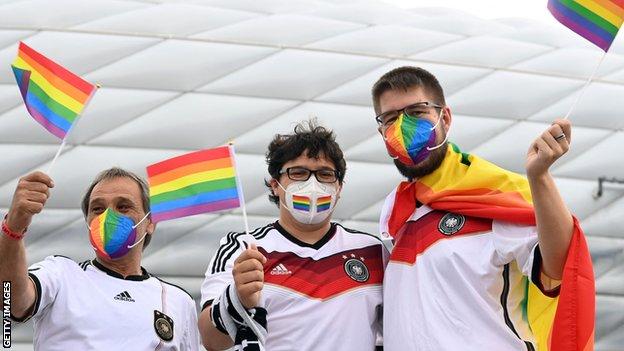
229, 143, 252, 241
563, 52, 607, 120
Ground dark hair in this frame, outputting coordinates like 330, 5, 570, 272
264, 120, 346, 206
81, 167, 152, 249
371, 66, 446, 115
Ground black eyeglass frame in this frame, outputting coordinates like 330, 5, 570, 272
278, 167, 340, 183
375, 101, 444, 127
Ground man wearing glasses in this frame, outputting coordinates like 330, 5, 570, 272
372, 66, 592, 350
198, 121, 384, 351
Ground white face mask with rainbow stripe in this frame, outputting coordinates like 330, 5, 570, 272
278, 177, 338, 225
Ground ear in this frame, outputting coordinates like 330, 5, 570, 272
146, 221, 156, 235
269, 178, 280, 196
442, 106, 452, 133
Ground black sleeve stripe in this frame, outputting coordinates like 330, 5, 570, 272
11, 273, 42, 323
215, 232, 247, 273
210, 231, 238, 274
201, 299, 214, 311
153, 276, 194, 301
251, 223, 273, 240
211, 224, 275, 274
337, 224, 382, 243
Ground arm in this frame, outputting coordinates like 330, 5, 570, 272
0, 171, 53, 319
199, 243, 266, 350
525, 119, 573, 280
198, 307, 233, 351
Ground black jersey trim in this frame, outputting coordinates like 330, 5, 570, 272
92, 259, 150, 281
152, 275, 194, 301
337, 223, 382, 243
211, 224, 274, 274
500, 263, 536, 351
530, 245, 561, 298
273, 220, 336, 249
10, 273, 42, 323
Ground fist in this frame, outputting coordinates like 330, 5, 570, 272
232, 243, 266, 309
526, 119, 571, 178
6, 171, 54, 234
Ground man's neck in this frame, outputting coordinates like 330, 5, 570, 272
278, 210, 331, 245
95, 254, 142, 278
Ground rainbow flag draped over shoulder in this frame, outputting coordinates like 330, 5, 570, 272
147, 145, 243, 223
387, 143, 595, 351
11, 42, 96, 139
548, 0, 624, 51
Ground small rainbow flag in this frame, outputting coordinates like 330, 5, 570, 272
293, 195, 311, 212
11, 42, 96, 139
548, 0, 624, 51
317, 195, 332, 212
147, 146, 242, 223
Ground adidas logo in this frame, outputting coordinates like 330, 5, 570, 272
270, 263, 292, 275
114, 291, 135, 302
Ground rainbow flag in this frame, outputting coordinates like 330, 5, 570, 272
293, 195, 311, 212
11, 42, 96, 139
548, 0, 624, 51
386, 143, 595, 351
317, 195, 332, 212
147, 146, 242, 223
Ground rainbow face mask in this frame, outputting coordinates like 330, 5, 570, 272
88, 209, 149, 260
383, 111, 447, 166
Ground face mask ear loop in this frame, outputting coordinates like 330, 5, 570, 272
127, 232, 148, 249
132, 211, 151, 229
430, 108, 444, 131
426, 125, 450, 151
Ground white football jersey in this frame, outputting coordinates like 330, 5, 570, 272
13, 256, 200, 351
201, 221, 384, 351
380, 190, 557, 351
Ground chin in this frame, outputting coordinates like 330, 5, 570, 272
393, 142, 448, 180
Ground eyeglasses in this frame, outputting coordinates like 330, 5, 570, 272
375, 101, 443, 127
279, 167, 340, 183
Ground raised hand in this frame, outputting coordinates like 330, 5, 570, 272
232, 243, 267, 309
6, 171, 54, 234
526, 119, 572, 179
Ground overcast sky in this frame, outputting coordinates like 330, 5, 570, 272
382, 0, 553, 24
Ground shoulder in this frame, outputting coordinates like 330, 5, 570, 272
151, 275, 195, 303
492, 220, 537, 238
210, 223, 275, 274
335, 223, 382, 244
29, 255, 80, 272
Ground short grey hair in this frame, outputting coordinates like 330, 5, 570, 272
81, 167, 152, 249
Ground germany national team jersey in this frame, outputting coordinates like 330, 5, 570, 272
12, 256, 200, 351
380, 194, 559, 351
201, 221, 384, 351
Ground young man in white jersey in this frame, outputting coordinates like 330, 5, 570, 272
371, 67, 593, 350
198, 122, 384, 351
1, 168, 200, 350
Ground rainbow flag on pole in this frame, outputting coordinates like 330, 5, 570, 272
11, 42, 96, 139
548, 0, 624, 51
147, 145, 243, 223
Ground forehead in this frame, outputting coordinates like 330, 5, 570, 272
283, 151, 335, 169
90, 176, 143, 204
378, 87, 436, 113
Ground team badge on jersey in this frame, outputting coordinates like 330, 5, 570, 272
154, 310, 174, 342
344, 257, 369, 283
438, 213, 465, 236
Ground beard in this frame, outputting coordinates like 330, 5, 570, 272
393, 132, 448, 180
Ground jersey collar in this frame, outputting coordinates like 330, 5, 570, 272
273, 221, 336, 249
92, 259, 151, 281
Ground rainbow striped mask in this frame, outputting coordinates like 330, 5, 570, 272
88, 209, 149, 260
278, 177, 337, 225
383, 113, 438, 166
